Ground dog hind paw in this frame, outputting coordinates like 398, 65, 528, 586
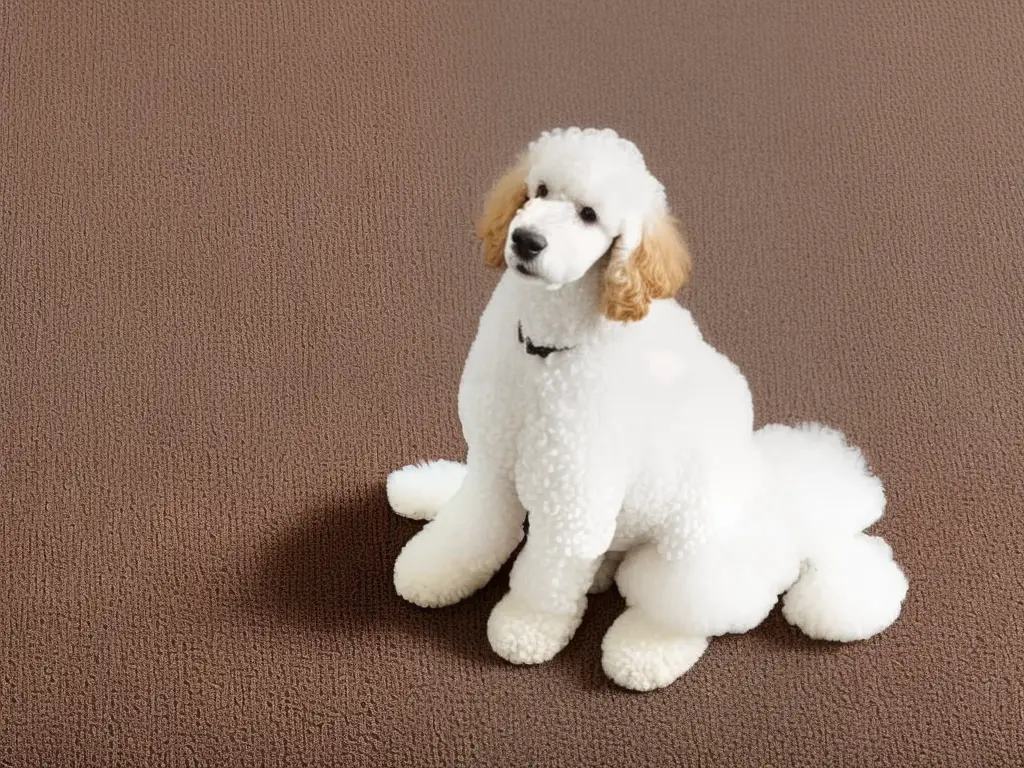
393, 529, 500, 608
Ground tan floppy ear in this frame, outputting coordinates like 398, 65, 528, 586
602, 212, 692, 322
475, 156, 529, 269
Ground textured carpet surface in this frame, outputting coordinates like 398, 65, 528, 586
2, 1, 1023, 765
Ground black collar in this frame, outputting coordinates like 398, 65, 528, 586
517, 322, 574, 359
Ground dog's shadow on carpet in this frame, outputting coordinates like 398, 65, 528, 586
246, 482, 633, 686
248, 484, 469, 646
246, 482, 815, 689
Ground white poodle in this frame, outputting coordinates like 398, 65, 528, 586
387, 127, 908, 691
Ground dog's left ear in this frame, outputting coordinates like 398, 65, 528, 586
602, 212, 692, 322
475, 155, 529, 269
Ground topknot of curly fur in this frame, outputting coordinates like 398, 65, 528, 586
527, 127, 667, 214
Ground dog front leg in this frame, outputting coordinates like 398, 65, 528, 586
487, 510, 617, 665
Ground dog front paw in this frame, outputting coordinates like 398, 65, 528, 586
486, 593, 586, 665
601, 607, 708, 691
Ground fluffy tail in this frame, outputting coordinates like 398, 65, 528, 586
755, 423, 909, 642
386, 460, 467, 521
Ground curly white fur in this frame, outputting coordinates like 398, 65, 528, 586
388, 127, 908, 691
387, 460, 467, 521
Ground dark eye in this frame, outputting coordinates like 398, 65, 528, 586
536, 183, 548, 198
579, 206, 598, 224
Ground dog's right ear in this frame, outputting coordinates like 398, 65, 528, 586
475, 155, 529, 269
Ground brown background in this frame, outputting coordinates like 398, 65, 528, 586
2, 0, 1022, 765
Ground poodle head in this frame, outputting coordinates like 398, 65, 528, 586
476, 127, 691, 322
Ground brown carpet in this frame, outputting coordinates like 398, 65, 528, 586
2, 0, 1022, 765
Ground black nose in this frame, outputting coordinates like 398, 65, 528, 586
511, 227, 547, 261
